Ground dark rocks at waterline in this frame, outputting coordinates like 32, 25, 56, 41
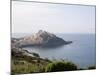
13, 30, 72, 48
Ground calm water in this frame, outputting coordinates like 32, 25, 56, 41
12, 33, 96, 68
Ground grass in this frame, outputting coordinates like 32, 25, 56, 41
12, 60, 42, 74
11, 52, 50, 74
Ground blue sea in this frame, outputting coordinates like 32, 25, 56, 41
12, 33, 96, 68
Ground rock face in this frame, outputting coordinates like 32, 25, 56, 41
12, 30, 72, 48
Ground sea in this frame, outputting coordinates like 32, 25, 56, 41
12, 33, 96, 68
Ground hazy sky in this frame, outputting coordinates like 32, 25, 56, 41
12, 1, 95, 34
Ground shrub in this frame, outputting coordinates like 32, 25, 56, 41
44, 58, 51, 62
32, 53, 40, 57
88, 66, 96, 69
45, 61, 77, 72
78, 68, 85, 70
11, 72, 16, 75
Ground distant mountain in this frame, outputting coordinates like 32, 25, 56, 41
12, 30, 72, 48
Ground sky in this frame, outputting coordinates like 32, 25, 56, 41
12, 1, 96, 34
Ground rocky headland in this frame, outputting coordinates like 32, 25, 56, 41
12, 30, 72, 48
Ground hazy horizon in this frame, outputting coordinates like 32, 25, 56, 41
12, 1, 95, 34
12, 32, 95, 34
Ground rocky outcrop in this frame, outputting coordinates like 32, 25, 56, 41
15, 30, 72, 48
12, 30, 72, 48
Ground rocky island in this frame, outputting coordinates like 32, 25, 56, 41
12, 30, 72, 48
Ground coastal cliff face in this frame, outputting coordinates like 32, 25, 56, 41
15, 30, 72, 47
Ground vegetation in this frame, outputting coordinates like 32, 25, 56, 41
32, 53, 40, 57
11, 58, 78, 74
45, 61, 77, 72
88, 66, 96, 70
11, 49, 96, 74
12, 60, 45, 74
11, 52, 49, 74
